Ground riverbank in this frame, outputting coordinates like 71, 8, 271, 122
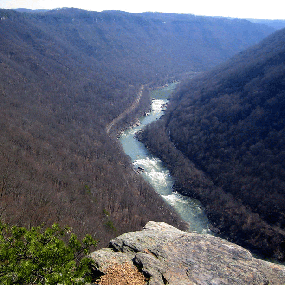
119, 84, 210, 234
137, 87, 285, 262
106, 85, 146, 134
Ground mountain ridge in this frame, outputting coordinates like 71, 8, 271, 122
138, 27, 285, 260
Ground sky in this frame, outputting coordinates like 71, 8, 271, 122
0, 0, 284, 20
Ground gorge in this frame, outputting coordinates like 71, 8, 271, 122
1, 9, 284, 282
119, 83, 210, 234
0, 7, 274, 246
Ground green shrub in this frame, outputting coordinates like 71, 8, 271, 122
102, 209, 110, 217
0, 222, 97, 284
104, 220, 116, 232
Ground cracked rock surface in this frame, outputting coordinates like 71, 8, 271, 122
90, 221, 285, 284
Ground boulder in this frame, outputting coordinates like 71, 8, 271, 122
90, 221, 285, 284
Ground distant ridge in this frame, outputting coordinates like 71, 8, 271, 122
247, 18, 285, 30
14, 8, 49, 13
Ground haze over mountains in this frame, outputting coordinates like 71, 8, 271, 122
247, 19, 285, 30
139, 27, 285, 260
0, 7, 282, 256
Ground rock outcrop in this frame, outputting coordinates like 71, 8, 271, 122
90, 221, 285, 285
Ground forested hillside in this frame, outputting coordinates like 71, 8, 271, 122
248, 18, 285, 30
0, 8, 274, 247
138, 27, 285, 260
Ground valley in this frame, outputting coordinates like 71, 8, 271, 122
119, 84, 210, 234
0, 7, 284, 263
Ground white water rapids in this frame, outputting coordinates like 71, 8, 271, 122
119, 84, 210, 234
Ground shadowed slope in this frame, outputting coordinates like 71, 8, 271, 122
139, 28, 285, 260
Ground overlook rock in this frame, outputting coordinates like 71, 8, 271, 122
90, 221, 285, 285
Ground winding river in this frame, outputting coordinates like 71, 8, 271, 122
119, 83, 210, 234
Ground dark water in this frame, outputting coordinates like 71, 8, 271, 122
119, 84, 210, 233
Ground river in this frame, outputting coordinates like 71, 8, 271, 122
119, 83, 210, 234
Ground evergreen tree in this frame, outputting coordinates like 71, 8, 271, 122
0, 222, 97, 284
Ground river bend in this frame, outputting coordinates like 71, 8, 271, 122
119, 84, 210, 234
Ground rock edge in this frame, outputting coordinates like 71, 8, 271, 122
90, 221, 285, 284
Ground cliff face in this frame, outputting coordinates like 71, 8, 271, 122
90, 221, 285, 285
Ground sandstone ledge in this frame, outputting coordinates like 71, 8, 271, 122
90, 221, 285, 284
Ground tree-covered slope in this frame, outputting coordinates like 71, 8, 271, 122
0, 9, 185, 246
0, 8, 275, 247
139, 28, 285, 260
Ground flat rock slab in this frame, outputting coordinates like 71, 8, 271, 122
90, 221, 285, 284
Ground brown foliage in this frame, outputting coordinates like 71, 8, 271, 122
139, 28, 285, 260
0, 8, 275, 248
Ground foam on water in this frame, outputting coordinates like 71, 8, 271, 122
119, 86, 210, 234
151, 99, 166, 112
162, 192, 209, 233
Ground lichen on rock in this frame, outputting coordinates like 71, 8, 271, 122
90, 221, 285, 284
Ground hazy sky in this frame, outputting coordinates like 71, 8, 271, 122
0, 0, 284, 20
